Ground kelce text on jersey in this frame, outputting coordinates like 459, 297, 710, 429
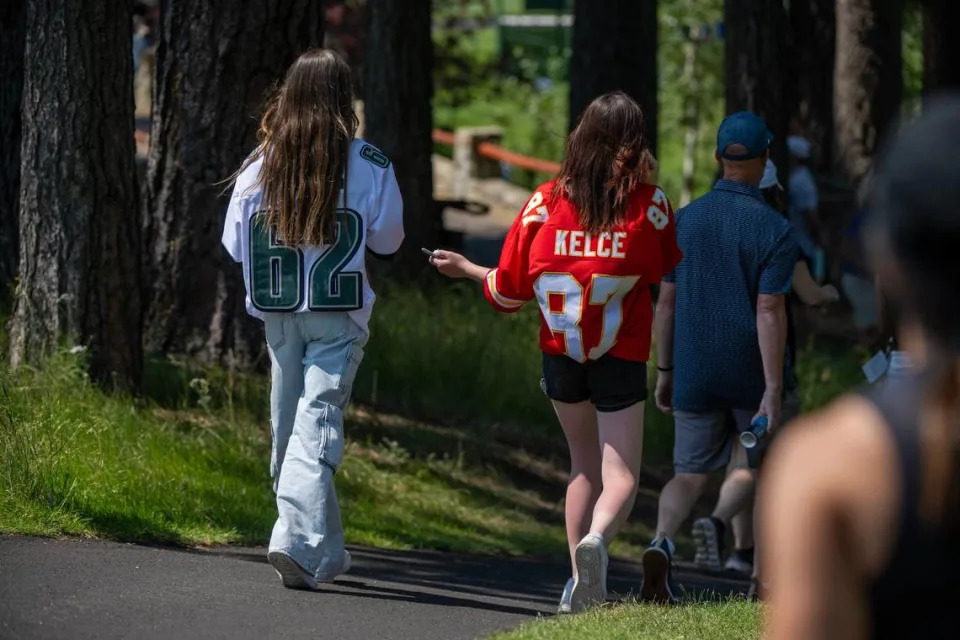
553, 230, 627, 259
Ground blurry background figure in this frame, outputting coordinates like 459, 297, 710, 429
839, 205, 880, 344
132, 1, 158, 161
132, 1, 156, 73
705, 159, 838, 583
787, 136, 826, 282
762, 95, 960, 640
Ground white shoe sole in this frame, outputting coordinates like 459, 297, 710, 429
692, 519, 723, 572
267, 550, 351, 590
268, 551, 319, 590
570, 539, 607, 613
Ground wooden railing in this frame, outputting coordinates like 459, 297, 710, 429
432, 128, 561, 174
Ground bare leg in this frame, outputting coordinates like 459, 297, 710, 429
588, 401, 646, 540
655, 473, 710, 539
712, 466, 757, 523
726, 471, 756, 549
553, 400, 602, 574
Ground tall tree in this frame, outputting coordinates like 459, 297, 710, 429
0, 0, 25, 294
363, 0, 435, 272
570, 0, 658, 154
922, 0, 960, 95
834, 0, 903, 186
142, 0, 324, 366
10, 0, 141, 389
724, 0, 789, 171
787, 0, 835, 174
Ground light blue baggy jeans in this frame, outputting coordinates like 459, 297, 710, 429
264, 312, 366, 580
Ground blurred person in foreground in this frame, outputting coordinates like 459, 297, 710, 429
641, 112, 798, 603
222, 50, 404, 590
762, 96, 960, 639
701, 159, 838, 583
430, 92, 682, 613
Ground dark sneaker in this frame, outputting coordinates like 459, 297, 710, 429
557, 577, 574, 614
692, 517, 725, 572
640, 537, 679, 603
570, 533, 608, 613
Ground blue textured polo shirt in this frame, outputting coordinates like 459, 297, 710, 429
665, 180, 798, 411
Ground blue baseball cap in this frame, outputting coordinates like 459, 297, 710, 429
717, 111, 773, 160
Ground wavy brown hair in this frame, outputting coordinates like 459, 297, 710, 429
243, 49, 358, 246
554, 91, 648, 233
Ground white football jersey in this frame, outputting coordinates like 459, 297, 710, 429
222, 139, 404, 335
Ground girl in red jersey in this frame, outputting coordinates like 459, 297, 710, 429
430, 92, 682, 613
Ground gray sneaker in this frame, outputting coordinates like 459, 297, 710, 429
557, 577, 574, 614
570, 533, 608, 613
692, 517, 724, 572
267, 550, 352, 590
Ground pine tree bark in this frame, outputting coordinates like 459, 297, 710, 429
724, 0, 789, 172
10, 0, 141, 389
0, 0, 25, 292
922, 0, 960, 95
569, 0, 659, 155
142, 0, 323, 367
787, 0, 835, 174
834, 0, 903, 186
362, 0, 435, 273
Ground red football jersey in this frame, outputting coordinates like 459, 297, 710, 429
483, 179, 682, 362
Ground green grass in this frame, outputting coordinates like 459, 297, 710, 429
490, 599, 762, 640
1, 287, 864, 560
0, 327, 654, 555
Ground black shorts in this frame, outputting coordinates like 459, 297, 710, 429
540, 352, 648, 412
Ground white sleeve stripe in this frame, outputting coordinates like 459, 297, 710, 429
486, 269, 524, 308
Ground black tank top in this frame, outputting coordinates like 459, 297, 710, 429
864, 376, 960, 639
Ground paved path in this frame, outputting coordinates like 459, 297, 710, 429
0, 536, 747, 640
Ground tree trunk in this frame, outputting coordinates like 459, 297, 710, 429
922, 0, 960, 95
679, 39, 700, 208
10, 0, 141, 389
787, 0, 835, 174
0, 0, 25, 293
834, 0, 903, 187
724, 0, 789, 172
570, 0, 659, 155
142, 0, 323, 368
362, 0, 435, 273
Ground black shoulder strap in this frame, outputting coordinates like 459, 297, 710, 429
864, 378, 923, 527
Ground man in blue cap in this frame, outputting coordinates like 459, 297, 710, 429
639, 112, 798, 602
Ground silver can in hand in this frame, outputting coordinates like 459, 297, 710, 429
740, 415, 769, 449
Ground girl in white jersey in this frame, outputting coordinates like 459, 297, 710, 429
221, 50, 404, 589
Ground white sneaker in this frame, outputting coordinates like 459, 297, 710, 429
267, 550, 351, 590
570, 533, 608, 613
557, 577, 574, 614
724, 554, 753, 576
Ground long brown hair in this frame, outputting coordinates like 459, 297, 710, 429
244, 49, 358, 246
555, 92, 648, 233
